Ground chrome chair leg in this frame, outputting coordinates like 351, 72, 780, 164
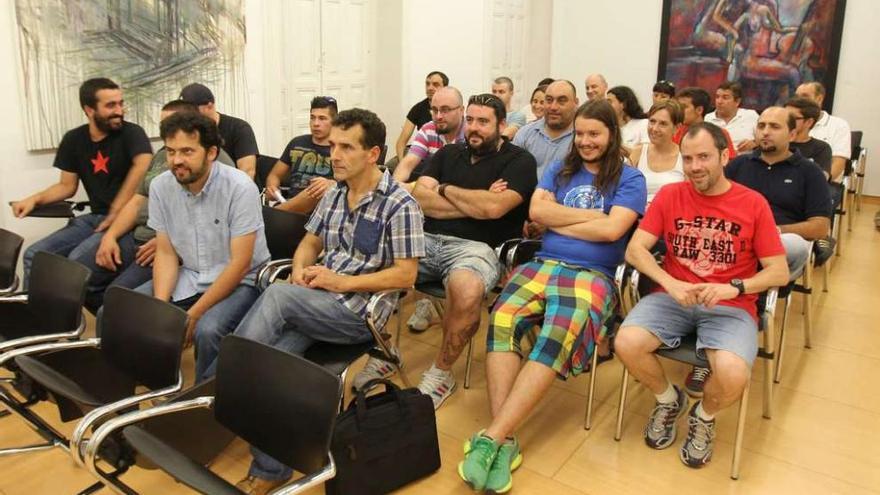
584, 349, 600, 430
730, 380, 751, 480
614, 367, 629, 441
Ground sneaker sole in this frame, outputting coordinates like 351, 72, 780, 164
680, 447, 712, 468
485, 452, 523, 494
429, 381, 457, 410
457, 461, 483, 491
407, 323, 431, 333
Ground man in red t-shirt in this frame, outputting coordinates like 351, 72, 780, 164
615, 122, 788, 469
673, 87, 737, 160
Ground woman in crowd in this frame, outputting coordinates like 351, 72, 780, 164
607, 85, 649, 150
528, 84, 548, 122
458, 100, 647, 494
630, 100, 685, 202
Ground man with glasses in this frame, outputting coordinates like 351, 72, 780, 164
785, 97, 833, 178
356, 93, 537, 409
395, 71, 449, 162
795, 81, 851, 182
393, 87, 466, 183
265, 96, 339, 214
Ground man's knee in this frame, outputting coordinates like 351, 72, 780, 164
706, 350, 750, 396
615, 326, 662, 358
445, 270, 485, 312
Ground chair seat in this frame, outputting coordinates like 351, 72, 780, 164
123, 425, 241, 495
655, 334, 709, 368
305, 341, 375, 377
15, 347, 136, 409
0, 302, 41, 342
415, 281, 446, 299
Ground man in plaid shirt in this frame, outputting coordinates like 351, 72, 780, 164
224, 108, 425, 493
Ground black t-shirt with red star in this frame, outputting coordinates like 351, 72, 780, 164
53, 122, 152, 214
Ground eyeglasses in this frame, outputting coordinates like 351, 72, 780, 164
430, 105, 461, 115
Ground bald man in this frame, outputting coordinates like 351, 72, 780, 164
584, 74, 608, 102
795, 82, 851, 181
393, 86, 466, 183
513, 80, 578, 179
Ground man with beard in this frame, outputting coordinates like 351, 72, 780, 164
143, 111, 269, 382
353, 93, 537, 409
513, 80, 578, 179
393, 87, 466, 183
12, 78, 153, 286
616, 122, 788, 469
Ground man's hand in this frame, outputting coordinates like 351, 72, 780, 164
694, 282, 740, 308
523, 220, 546, 239
135, 238, 158, 266
184, 311, 200, 348
265, 175, 282, 202
305, 177, 335, 199
95, 236, 122, 271
488, 179, 508, 193
10, 198, 37, 218
94, 212, 118, 233
291, 264, 308, 286
663, 279, 702, 307
303, 265, 350, 292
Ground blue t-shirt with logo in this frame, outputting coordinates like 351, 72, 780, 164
535, 160, 647, 276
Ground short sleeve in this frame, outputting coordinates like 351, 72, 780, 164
815, 142, 832, 175
420, 144, 448, 182
802, 162, 833, 219
228, 180, 264, 238
53, 131, 78, 173
499, 150, 538, 200
232, 121, 259, 160
407, 128, 431, 160
507, 111, 527, 128
388, 198, 426, 259
512, 124, 527, 147
610, 167, 647, 216
305, 185, 338, 235
638, 185, 670, 238
405, 100, 424, 125
752, 197, 786, 258
278, 138, 296, 166
830, 119, 852, 159
724, 156, 744, 179
147, 175, 168, 233
722, 128, 737, 159
123, 124, 153, 157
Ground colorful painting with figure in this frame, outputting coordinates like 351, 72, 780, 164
658, 0, 846, 111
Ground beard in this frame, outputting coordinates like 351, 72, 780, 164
94, 114, 123, 133
467, 130, 501, 157
759, 142, 778, 153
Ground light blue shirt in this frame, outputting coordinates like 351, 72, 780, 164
512, 118, 573, 179
148, 161, 270, 301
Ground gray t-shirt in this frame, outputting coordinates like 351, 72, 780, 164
133, 147, 234, 242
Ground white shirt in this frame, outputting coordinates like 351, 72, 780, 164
810, 111, 851, 159
705, 108, 759, 145
622, 119, 649, 148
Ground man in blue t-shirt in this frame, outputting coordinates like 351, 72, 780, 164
265, 96, 338, 214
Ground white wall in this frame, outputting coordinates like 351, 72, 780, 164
549, 0, 880, 196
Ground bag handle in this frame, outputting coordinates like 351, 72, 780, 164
352, 378, 408, 424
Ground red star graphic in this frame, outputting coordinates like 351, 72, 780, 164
91, 150, 110, 174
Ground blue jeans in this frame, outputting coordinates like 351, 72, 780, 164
224, 283, 372, 482
133, 281, 260, 381
23, 213, 105, 289
68, 231, 141, 312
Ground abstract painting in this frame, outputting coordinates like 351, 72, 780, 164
14, 0, 247, 151
657, 0, 847, 111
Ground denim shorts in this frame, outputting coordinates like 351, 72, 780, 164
418, 233, 502, 295
621, 292, 758, 367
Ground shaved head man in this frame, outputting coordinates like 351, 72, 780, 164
795, 82, 851, 181
584, 74, 608, 102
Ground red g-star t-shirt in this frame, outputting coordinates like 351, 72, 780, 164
638, 181, 785, 319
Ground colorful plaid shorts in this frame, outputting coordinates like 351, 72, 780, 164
488, 259, 617, 378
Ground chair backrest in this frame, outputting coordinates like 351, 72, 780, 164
262, 206, 309, 260
28, 252, 91, 334
0, 228, 24, 290
214, 336, 342, 475
99, 287, 188, 390
255, 154, 282, 190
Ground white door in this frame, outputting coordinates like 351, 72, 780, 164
488, 0, 528, 109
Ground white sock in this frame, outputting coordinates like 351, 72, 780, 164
655, 382, 678, 404
696, 401, 715, 421
430, 363, 452, 377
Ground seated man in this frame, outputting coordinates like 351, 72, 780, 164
392, 86, 466, 183
492, 76, 528, 139
222, 109, 424, 494
69, 101, 235, 312
652, 80, 676, 105
394, 71, 448, 161
458, 100, 646, 493
705, 81, 759, 153
143, 111, 269, 381
265, 96, 338, 214
513, 80, 578, 179
685, 107, 832, 398
673, 87, 736, 160
795, 81, 851, 182
11, 77, 152, 287
180, 83, 260, 179
785, 97, 833, 178
615, 122, 788, 469
356, 94, 538, 409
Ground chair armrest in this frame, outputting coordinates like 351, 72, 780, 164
257, 259, 293, 290
0, 276, 20, 295
0, 337, 100, 367
71, 372, 184, 467
272, 454, 336, 494
365, 289, 406, 335
0, 317, 86, 354
82, 396, 214, 480
0, 293, 28, 304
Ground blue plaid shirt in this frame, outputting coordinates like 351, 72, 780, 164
306, 170, 425, 324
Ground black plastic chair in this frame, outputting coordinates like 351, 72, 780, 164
255, 154, 281, 192
0, 252, 90, 356
0, 287, 188, 480
612, 266, 778, 480
0, 228, 23, 294
83, 336, 342, 494
24, 200, 91, 218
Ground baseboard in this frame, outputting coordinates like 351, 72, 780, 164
862, 195, 880, 205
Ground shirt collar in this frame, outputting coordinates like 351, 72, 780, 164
816, 111, 831, 127
538, 119, 573, 140
337, 169, 394, 210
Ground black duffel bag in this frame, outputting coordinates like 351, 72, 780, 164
325, 378, 441, 495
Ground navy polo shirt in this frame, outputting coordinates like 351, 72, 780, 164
725, 150, 832, 226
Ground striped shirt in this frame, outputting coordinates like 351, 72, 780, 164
408, 120, 466, 161
306, 170, 425, 324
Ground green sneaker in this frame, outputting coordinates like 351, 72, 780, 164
485, 437, 523, 494
458, 432, 500, 490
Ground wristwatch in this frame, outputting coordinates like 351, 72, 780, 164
730, 278, 745, 296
